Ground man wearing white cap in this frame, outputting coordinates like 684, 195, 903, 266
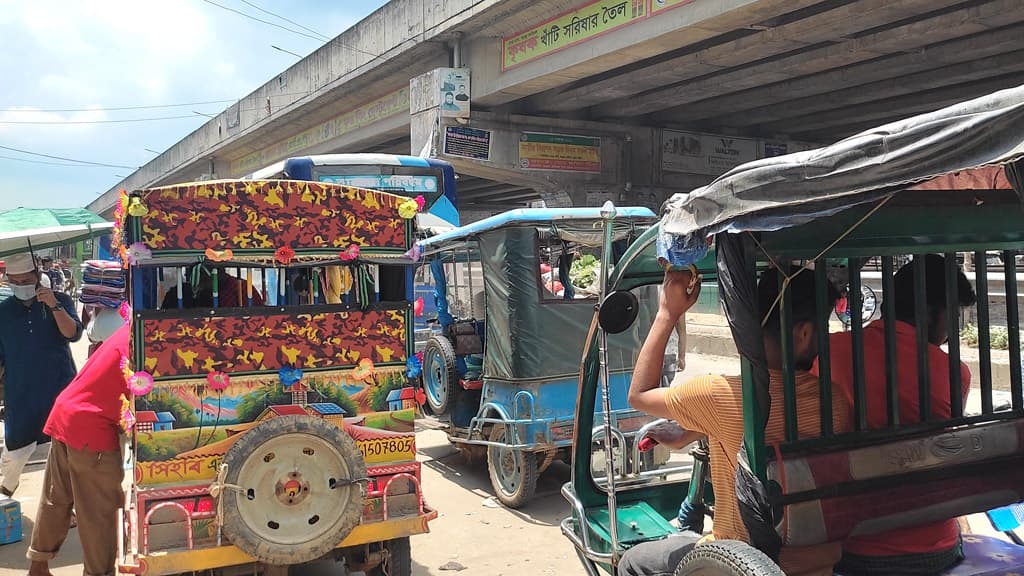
0, 253, 82, 497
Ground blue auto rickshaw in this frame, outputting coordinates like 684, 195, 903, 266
415, 208, 675, 507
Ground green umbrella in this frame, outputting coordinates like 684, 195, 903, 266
0, 207, 114, 258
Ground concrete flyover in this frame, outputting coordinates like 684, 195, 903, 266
89, 0, 1024, 221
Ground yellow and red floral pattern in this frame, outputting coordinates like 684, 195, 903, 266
140, 309, 407, 378
135, 180, 410, 252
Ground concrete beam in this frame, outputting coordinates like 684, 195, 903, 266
657, 23, 1024, 125
469, 0, 831, 108
778, 72, 1024, 139
593, 0, 1022, 119
527, 0, 963, 114
715, 50, 1024, 129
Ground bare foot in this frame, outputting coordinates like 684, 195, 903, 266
28, 560, 54, 576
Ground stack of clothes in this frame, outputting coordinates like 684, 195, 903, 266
80, 260, 125, 308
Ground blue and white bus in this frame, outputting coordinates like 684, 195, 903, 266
248, 154, 459, 227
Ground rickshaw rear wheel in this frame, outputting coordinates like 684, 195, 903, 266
423, 335, 459, 415
486, 424, 539, 508
369, 537, 411, 576
219, 415, 367, 566
673, 540, 784, 576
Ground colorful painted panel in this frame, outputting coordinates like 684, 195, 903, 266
136, 180, 410, 252
133, 367, 418, 487
140, 309, 407, 378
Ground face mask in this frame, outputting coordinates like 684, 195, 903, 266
11, 284, 36, 301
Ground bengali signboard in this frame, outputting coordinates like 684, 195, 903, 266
231, 87, 410, 175
502, 0, 648, 70
444, 126, 491, 160
519, 132, 601, 173
661, 130, 758, 175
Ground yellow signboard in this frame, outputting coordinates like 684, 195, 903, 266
231, 87, 410, 175
650, 0, 696, 12
519, 132, 601, 173
502, 0, 648, 70
357, 435, 416, 465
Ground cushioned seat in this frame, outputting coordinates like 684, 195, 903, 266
838, 536, 1024, 576
943, 535, 1024, 576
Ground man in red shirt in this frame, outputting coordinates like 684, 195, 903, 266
828, 255, 976, 574
28, 323, 130, 576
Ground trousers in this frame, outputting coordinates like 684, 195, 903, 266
617, 532, 703, 576
1, 441, 37, 495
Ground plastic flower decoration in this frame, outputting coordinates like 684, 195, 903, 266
119, 395, 135, 433
207, 371, 230, 392
352, 358, 375, 381
406, 355, 422, 379
414, 195, 426, 211
205, 248, 234, 262
128, 371, 155, 396
120, 355, 133, 382
118, 301, 132, 323
414, 296, 424, 317
415, 389, 427, 406
398, 198, 419, 219
279, 366, 304, 388
274, 246, 296, 265
339, 244, 360, 262
126, 242, 152, 265
127, 196, 148, 217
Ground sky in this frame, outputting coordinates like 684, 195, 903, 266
0, 0, 389, 213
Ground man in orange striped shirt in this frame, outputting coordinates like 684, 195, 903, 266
620, 268, 849, 576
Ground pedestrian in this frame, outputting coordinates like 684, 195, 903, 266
27, 323, 129, 576
0, 253, 82, 497
39, 257, 65, 293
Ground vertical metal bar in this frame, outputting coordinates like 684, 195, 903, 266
277, 268, 285, 306
913, 254, 931, 422
814, 263, 833, 437
945, 253, 963, 418
848, 258, 867, 431
975, 252, 993, 414
312, 268, 320, 305
211, 268, 219, 308
882, 256, 899, 427
597, 202, 619, 561
261, 267, 268, 306
778, 267, 798, 442
1004, 250, 1023, 411
176, 267, 184, 309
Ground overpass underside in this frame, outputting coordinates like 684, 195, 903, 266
91, 0, 1024, 219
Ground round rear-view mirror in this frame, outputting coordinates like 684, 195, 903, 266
599, 290, 639, 334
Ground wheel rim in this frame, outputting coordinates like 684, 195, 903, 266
424, 348, 447, 409
490, 428, 522, 495
234, 432, 359, 545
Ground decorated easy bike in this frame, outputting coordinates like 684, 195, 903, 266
566, 86, 1024, 575
413, 208, 676, 508
113, 179, 436, 575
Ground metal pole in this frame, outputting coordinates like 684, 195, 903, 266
597, 201, 620, 562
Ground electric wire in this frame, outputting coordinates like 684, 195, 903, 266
0, 144, 137, 169
236, 0, 330, 40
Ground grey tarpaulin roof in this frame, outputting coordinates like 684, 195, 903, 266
660, 83, 1024, 249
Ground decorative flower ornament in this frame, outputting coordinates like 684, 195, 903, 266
128, 371, 155, 396
414, 297, 424, 317
398, 198, 419, 219
120, 394, 135, 432
414, 195, 426, 211
279, 366, 304, 388
205, 248, 234, 262
274, 246, 296, 265
119, 301, 132, 323
339, 244, 360, 262
127, 196, 148, 217
352, 358, 375, 381
207, 371, 230, 392
126, 242, 152, 265
415, 389, 427, 406
406, 355, 422, 379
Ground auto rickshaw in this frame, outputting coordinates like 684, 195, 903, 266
113, 179, 436, 575
414, 208, 678, 507
564, 85, 1024, 574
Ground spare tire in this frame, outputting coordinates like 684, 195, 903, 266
220, 415, 367, 565
674, 540, 784, 576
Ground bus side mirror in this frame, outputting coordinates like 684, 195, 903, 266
599, 290, 638, 334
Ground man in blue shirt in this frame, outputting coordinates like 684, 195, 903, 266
0, 253, 81, 496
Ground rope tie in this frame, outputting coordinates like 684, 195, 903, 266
209, 463, 245, 544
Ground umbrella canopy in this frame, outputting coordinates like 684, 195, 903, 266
0, 207, 113, 258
